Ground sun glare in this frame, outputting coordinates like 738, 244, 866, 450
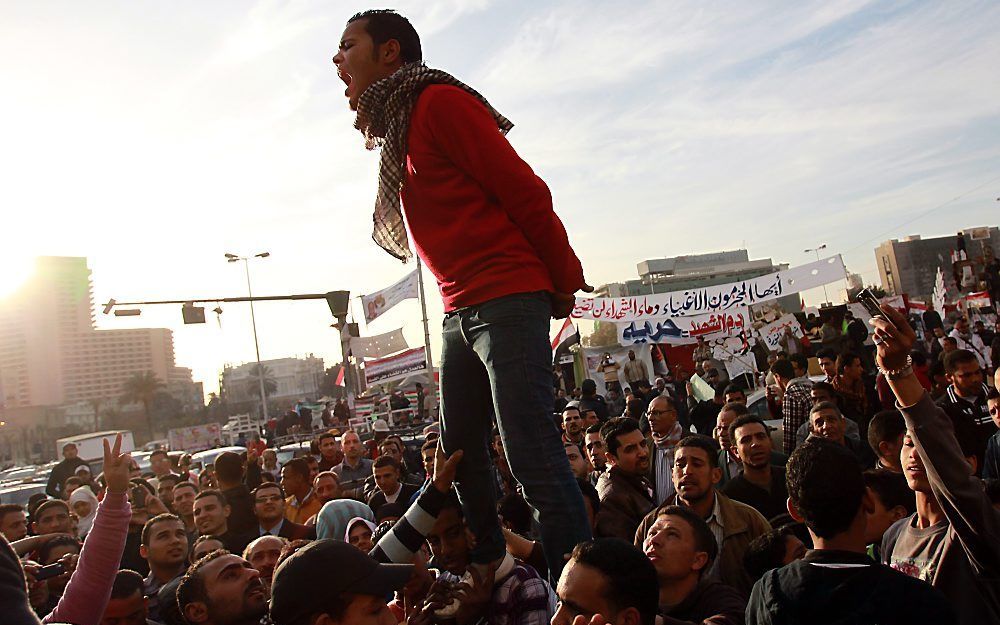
0, 256, 34, 299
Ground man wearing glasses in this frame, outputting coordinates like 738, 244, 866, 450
252, 482, 316, 540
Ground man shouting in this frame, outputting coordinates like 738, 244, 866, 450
333, 9, 592, 584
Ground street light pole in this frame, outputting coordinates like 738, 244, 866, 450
804, 244, 830, 306
227, 252, 270, 423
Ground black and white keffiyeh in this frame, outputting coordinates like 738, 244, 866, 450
355, 62, 513, 261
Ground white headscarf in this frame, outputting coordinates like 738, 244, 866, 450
69, 486, 99, 538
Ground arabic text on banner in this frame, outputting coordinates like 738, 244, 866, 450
364, 347, 428, 386
350, 328, 410, 360
573, 255, 846, 322
616, 307, 750, 345
758, 314, 805, 351
362, 269, 419, 323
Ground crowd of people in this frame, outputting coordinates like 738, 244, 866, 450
3, 5, 999, 624
0, 306, 997, 625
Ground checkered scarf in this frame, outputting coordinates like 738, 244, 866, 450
355, 62, 513, 261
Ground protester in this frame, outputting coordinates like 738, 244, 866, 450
190, 536, 225, 564
595, 417, 654, 540
332, 431, 372, 499
635, 435, 771, 596
832, 351, 870, 428
584, 424, 607, 479
872, 303, 1000, 623
646, 396, 686, 505
768, 359, 812, 455
552, 538, 659, 625
950, 316, 991, 369
280, 458, 323, 524
713, 402, 746, 487
148, 450, 173, 481
316, 432, 343, 472
742, 524, 807, 583
46, 443, 88, 500
937, 349, 995, 474
722, 415, 789, 521
867, 409, 907, 472
747, 438, 953, 625
561, 405, 586, 448
31, 500, 73, 537
623, 350, 650, 390
176, 551, 268, 625
170, 481, 198, 533
252, 482, 315, 540
312, 471, 342, 507
214, 451, 259, 536
367, 456, 419, 516
346, 517, 376, 553
0, 503, 28, 542
685, 383, 725, 436
862, 469, 915, 560
642, 505, 746, 624
139, 513, 188, 622
564, 443, 593, 481
807, 401, 876, 467
243, 535, 286, 589
192, 490, 253, 556
69, 486, 99, 539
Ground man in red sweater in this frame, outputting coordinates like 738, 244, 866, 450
333, 9, 592, 584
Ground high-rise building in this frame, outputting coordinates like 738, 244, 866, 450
0, 257, 200, 432
597, 249, 803, 312
875, 228, 999, 299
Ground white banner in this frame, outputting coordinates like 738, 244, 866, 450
350, 328, 410, 360
712, 335, 758, 381
168, 423, 221, 453
616, 307, 750, 345
362, 269, 419, 323
364, 347, 428, 386
758, 314, 804, 351
573, 255, 846, 322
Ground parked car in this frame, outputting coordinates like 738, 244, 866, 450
275, 442, 312, 468
0, 482, 47, 507
189, 446, 247, 472
0, 466, 42, 483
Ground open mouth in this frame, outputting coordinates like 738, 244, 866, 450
337, 67, 352, 97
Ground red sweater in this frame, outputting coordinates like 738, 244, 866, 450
401, 85, 585, 311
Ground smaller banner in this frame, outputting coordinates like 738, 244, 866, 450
963, 291, 992, 309
758, 314, 805, 351
168, 424, 221, 453
364, 347, 428, 386
350, 328, 410, 360
362, 270, 419, 323
617, 307, 750, 345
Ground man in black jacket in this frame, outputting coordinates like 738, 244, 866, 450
214, 451, 261, 536
746, 439, 953, 624
45, 443, 87, 499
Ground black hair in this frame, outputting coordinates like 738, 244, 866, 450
373, 455, 401, 472
944, 349, 979, 374
816, 348, 837, 361
252, 481, 286, 499
676, 435, 720, 468
836, 351, 861, 374
213, 451, 244, 483
110, 569, 145, 600
744, 524, 800, 582
728, 415, 768, 447
910, 350, 927, 366
720, 402, 749, 417
283, 457, 311, 481
654, 505, 718, 573
172, 480, 197, 494
786, 438, 864, 538
158, 473, 181, 487
193, 489, 226, 507
867, 410, 906, 458
150, 449, 169, 461
581, 379, 598, 395
497, 492, 533, 535
625, 399, 646, 420
863, 469, 915, 516
600, 417, 642, 457
0, 503, 23, 520
770, 359, 795, 379
585, 423, 603, 435
420, 439, 438, 454
141, 513, 183, 546
723, 384, 746, 397
348, 9, 422, 63
810, 381, 836, 398
788, 353, 809, 373
570, 539, 659, 625
318, 431, 336, 443
39, 534, 81, 563
177, 549, 229, 617
578, 478, 600, 516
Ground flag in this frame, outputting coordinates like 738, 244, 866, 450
932, 267, 947, 313
551, 318, 579, 350
335, 366, 345, 386
350, 328, 410, 360
361, 269, 419, 323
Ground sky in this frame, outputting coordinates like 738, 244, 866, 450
1, 0, 998, 398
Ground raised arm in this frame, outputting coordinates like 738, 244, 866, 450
872, 305, 1000, 576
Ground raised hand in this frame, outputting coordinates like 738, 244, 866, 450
102, 434, 132, 495
870, 303, 916, 372
432, 446, 464, 493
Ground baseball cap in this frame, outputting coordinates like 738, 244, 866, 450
270, 539, 412, 625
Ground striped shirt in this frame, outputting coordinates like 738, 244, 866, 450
439, 563, 557, 625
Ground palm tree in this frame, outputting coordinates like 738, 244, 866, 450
122, 371, 165, 439
87, 397, 103, 431
248, 365, 278, 398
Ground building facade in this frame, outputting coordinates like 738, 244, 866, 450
0, 257, 201, 438
221, 355, 325, 406
875, 228, 999, 300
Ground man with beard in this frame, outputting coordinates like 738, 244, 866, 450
243, 535, 285, 590
634, 436, 770, 596
562, 404, 586, 448
141, 513, 189, 623
596, 417, 654, 540
177, 551, 268, 625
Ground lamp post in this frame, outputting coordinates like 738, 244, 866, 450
804, 244, 829, 306
226, 252, 270, 422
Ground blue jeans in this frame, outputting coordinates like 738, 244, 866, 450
439, 291, 592, 583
